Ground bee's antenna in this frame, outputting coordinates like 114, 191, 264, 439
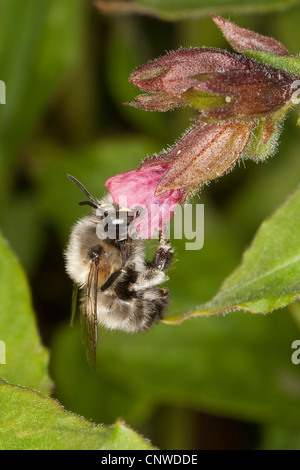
79, 200, 98, 209
67, 174, 98, 207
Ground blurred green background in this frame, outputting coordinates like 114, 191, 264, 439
1, 0, 300, 450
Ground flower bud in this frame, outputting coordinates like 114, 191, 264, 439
127, 16, 298, 123
140, 121, 255, 195
127, 48, 251, 111
211, 15, 291, 56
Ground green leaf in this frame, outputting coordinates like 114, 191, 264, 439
0, 232, 51, 394
0, 380, 154, 450
95, 0, 300, 21
167, 185, 300, 323
1, 194, 45, 275
244, 50, 300, 77
51, 309, 300, 428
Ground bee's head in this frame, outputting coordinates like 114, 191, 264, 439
67, 174, 140, 242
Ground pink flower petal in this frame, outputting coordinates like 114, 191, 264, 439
105, 163, 186, 239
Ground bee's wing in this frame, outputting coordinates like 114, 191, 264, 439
81, 262, 99, 371
70, 283, 79, 327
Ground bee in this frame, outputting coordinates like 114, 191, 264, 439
64, 175, 174, 369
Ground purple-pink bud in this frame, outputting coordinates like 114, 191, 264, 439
127, 16, 296, 120
211, 15, 291, 56
140, 121, 255, 194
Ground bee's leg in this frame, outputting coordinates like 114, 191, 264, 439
148, 232, 174, 272
100, 269, 122, 292
101, 236, 173, 303
100, 242, 135, 294
99, 238, 172, 331
113, 267, 139, 301
128, 234, 173, 292
110, 266, 170, 331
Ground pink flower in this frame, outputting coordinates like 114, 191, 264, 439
105, 162, 186, 238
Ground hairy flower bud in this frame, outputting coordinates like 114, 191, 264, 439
127, 15, 297, 124
128, 48, 244, 96
140, 121, 255, 195
211, 15, 291, 56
